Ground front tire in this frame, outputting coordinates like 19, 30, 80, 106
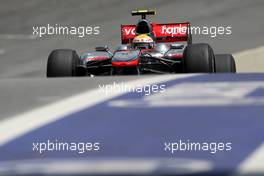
215, 54, 236, 73
183, 43, 215, 73
47, 49, 79, 77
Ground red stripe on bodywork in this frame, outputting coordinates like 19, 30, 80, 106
112, 59, 139, 67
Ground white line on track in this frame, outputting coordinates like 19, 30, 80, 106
0, 74, 194, 146
0, 158, 213, 175
0, 34, 37, 40
237, 143, 264, 175
233, 45, 264, 73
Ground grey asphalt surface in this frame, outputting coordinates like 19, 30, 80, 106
0, 0, 264, 120
0, 76, 140, 119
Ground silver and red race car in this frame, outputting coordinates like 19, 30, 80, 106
47, 10, 236, 77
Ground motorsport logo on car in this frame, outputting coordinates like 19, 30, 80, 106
122, 24, 188, 37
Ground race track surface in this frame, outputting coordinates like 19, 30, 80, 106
0, 74, 264, 175
0, 0, 264, 175
0, 0, 263, 117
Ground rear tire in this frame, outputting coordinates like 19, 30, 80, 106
47, 49, 79, 77
215, 54, 236, 73
183, 43, 215, 73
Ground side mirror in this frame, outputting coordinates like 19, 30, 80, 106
95, 46, 109, 52
170, 44, 184, 50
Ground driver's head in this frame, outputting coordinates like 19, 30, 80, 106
132, 34, 154, 50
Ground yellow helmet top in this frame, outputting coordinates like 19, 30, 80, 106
133, 34, 154, 43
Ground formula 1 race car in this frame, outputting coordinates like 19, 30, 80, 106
47, 10, 236, 77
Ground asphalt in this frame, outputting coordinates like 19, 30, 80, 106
0, 76, 140, 119
0, 0, 264, 118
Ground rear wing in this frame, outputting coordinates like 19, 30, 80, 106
121, 22, 192, 44
131, 10, 156, 19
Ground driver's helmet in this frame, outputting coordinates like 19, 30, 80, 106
132, 34, 154, 50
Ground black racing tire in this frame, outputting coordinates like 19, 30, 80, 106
183, 43, 215, 73
47, 49, 80, 77
215, 54, 236, 73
